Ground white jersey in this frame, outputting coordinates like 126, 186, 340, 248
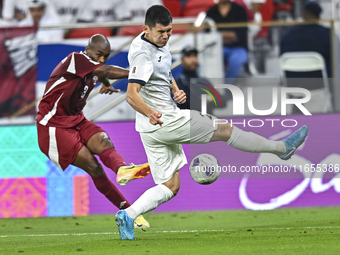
128, 32, 181, 133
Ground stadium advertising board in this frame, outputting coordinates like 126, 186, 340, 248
90, 114, 340, 214
0, 116, 339, 218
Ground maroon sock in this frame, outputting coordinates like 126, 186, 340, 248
99, 148, 126, 174
92, 173, 131, 209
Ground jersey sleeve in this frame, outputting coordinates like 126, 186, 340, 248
66, 52, 102, 78
128, 52, 153, 85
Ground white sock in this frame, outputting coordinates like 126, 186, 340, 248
125, 184, 174, 220
227, 126, 286, 155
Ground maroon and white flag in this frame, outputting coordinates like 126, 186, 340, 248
0, 26, 37, 117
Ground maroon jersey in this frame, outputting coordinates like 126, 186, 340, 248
36, 52, 103, 128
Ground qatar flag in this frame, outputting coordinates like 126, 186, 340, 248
0, 26, 37, 117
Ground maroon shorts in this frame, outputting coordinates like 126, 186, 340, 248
37, 119, 105, 170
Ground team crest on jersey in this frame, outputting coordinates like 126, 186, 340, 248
132, 66, 137, 74
93, 75, 98, 85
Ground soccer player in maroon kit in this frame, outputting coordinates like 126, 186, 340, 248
36, 34, 150, 228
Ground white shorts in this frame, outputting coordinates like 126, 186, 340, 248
140, 109, 218, 184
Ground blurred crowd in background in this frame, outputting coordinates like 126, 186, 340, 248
0, 0, 338, 118
0, 0, 334, 72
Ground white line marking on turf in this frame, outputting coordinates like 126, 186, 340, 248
1, 226, 339, 238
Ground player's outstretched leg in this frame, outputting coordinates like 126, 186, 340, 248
115, 210, 135, 240
212, 124, 309, 159
74, 146, 151, 228
116, 163, 151, 186
279, 125, 309, 160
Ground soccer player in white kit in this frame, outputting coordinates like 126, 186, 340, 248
115, 5, 309, 240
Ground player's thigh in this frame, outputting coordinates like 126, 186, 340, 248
78, 119, 111, 154
72, 145, 104, 177
149, 110, 218, 144
151, 110, 191, 144
37, 124, 83, 170
150, 109, 217, 144
140, 132, 187, 185
189, 110, 218, 144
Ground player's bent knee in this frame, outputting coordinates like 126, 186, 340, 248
210, 123, 233, 142
87, 132, 114, 155
162, 171, 180, 196
172, 186, 180, 196
97, 132, 113, 148
165, 183, 180, 196
101, 133, 112, 144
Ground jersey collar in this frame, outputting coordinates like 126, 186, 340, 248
141, 33, 161, 48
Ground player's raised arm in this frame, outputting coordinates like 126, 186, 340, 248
127, 82, 163, 126
93, 65, 129, 80
92, 65, 128, 94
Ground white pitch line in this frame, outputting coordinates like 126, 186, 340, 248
0, 232, 116, 238
0, 226, 339, 238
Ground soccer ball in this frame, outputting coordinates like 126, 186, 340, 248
189, 154, 220, 185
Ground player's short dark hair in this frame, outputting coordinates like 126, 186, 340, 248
145, 5, 172, 28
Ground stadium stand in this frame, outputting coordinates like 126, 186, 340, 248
163, 0, 182, 17
182, 0, 215, 17
279, 51, 333, 113
257, 0, 275, 38
68, 27, 112, 39
116, 26, 142, 36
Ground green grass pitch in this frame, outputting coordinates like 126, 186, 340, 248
0, 207, 339, 255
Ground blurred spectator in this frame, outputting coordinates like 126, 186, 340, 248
49, 0, 85, 24
234, 0, 265, 37
78, 0, 129, 23
125, 0, 162, 22
19, 0, 63, 43
234, 0, 265, 20
175, 46, 215, 114
280, 0, 331, 77
206, 0, 248, 81
2, 0, 28, 24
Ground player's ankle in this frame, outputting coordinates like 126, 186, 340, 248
276, 141, 286, 155
125, 207, 138, 220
